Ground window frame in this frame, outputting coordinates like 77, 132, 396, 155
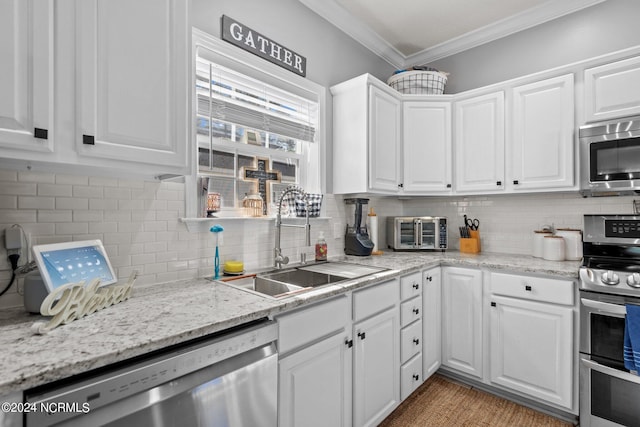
186, 29, 325, 219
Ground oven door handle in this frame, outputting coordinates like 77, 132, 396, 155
580, 298, 627, 315
581, 358, 640, 384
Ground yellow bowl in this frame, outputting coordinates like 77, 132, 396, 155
224, 260, 244, 273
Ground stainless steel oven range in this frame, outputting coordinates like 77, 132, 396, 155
580, 215, 640, 427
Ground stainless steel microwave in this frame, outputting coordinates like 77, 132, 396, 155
387, 217, 447, 251
580, 115, 640, 195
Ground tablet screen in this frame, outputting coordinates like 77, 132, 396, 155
33, 240, 117, 292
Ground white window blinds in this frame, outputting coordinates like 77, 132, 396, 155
196, 57, 318, 143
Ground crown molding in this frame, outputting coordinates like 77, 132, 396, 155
298, 0, 406, 69
299, 0, 607, 68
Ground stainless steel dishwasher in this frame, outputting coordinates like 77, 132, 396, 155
24, 320, 278, 427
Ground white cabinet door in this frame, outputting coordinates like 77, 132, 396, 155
442, 267, 483, 379
403, 101, 452, 193
76, 0, 189, 170
423, 267, 442, 380
0, 0, 53, 153
510, 74, 575, 191
584, 55, 640, 122
353, 307, 400, 427
489, 295, 573, 410
454, 92, 505, 193
369, 85, 401, 193
279, 333, 352, 427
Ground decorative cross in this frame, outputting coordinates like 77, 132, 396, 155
242, 157, 281, 215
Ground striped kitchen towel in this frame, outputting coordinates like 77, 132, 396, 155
624, 303, 640, 374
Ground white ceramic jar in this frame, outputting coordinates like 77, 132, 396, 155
555, 228, 583, 261
533, 230, 553, 258
543, 236, 565, 261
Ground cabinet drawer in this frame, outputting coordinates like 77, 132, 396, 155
401, 320, 422, 364
278, 295, 349, 354
401, 353, 423, 400
353, 279, 399, 321
400, 271, 422, 301
490, 272, 574, 305
400, 296, 422, 328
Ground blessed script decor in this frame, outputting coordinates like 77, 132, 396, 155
221, 15, 307, 77
31, 271, 138, 335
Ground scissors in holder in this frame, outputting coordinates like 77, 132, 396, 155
464, 215, 480, 231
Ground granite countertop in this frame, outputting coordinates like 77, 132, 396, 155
0, 251, 580, 397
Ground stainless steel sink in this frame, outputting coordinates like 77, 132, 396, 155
221, 262, 388, 299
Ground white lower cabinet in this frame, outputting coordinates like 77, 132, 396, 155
277, 279, 399, 427
399, 271, 423, 400
277, 296, 351, 427
353, 279, 400, 427
422, 267, 441, 380
489, 272, 575, 411
441, 267, 483, 379
279, 333, 351, 427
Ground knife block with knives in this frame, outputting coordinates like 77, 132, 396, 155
459, 215, 481, 254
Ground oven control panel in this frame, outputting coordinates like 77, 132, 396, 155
580, 267, 640, 296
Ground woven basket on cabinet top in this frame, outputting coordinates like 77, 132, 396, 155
387, 70, 447, 95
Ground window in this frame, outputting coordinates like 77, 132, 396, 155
191, 32, 322, 218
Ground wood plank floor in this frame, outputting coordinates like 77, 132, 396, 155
379, 374, 575, 427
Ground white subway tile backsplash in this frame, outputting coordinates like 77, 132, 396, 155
19, 171, 55, 183
74, 185, 102, 199
104, 210, 132, 222
18, 196, 55, 210
0, 195, 17, 209
89, 176, 118, 187
56, 197, 89, 210
89, 221, 118, 234
73, 210, 104, 222
38, 183, 72, 197
0, 183, 37, 196
55, 222, 89, 235
131, 253, 156, 265
0, 171, 17, 181
3, 167, 627, 311
37, 210, 72, 223
104, 187, 131, 200
89, 198, 118, 210
56, 174, 88, 185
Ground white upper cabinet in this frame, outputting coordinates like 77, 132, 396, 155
584, 55, 640, 122
509, 74, 575, 191
454, 92, 505, 194
0, 0, 53, 153
332, 75, 401, 194
403, 101, 452, 194
369, 86, 402, 192
75, 0, 189, 171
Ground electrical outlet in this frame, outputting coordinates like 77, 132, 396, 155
5, 228, 22, 250
333, 222, 343, 239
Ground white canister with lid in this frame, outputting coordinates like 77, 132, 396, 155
555, 228, 583, 261
543, 236, 565, 261
533, 230, 553, 258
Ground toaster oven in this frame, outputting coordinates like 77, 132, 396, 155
387, 217, 447, 251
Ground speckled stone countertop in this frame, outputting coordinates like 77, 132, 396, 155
0, 251, 580, 397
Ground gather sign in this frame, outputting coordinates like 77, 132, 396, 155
31, 272, 138, 335
221, 15, 307, 77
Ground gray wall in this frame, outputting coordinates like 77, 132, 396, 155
191, 0, 395, 87
428, 0, 640, 93
191, 0, 395, 193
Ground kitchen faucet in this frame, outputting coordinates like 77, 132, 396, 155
274, 185, 311, 269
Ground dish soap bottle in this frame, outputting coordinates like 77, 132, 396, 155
315, 232, 327, 261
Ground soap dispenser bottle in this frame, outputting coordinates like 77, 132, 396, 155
315, 232, 327, 261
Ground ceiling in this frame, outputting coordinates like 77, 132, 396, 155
299, 0, 607, 68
